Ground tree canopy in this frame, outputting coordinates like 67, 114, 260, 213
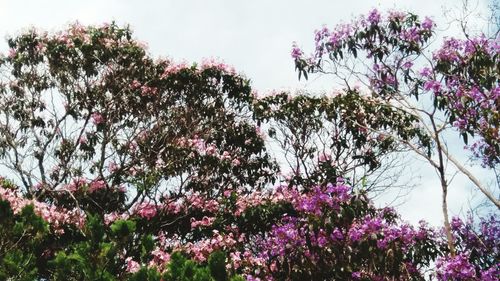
0, 10, 498, 281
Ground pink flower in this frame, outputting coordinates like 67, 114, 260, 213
0, 185, 86, 233
200, 57, 236, 74
419, 67, 432, 78
318, 153, 331, 162
136, 203, 157, 220
424, 80, 441, 93
224, 189, 233, 197
104, 212, 119, 225
151, 248, 170, 265
108, 161, 119, 173
104, 212, 129, 225
231, 158, 241, 166
89, 179, 106, 193
161, 61, 188, 78
402, 60, 414, 69
78, 136, 88, 145
8, 49, 16, 59
191, 216, 215, 229
125, 257, 140, 273
91, 112, 104, 125
221, 151, 231, 160
205, 144, 217, 156
140, 85, 158, 96
130, 80, 141, 89
367, 9, 381, 25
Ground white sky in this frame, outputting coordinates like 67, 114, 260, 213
0, 0, 497, 225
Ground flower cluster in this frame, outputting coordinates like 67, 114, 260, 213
0, 183, 85, 234
428, 36, 500, 166
293, 9, 435, 69
436, 253, 476, 280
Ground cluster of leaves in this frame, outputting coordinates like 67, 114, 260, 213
253, 90, 431, 190
0, 200, 48, 280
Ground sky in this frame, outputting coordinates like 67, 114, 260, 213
0, 0, 497, 225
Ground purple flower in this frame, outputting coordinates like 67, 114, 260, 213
403, 60, 414, 69
367, 9, 381, 25
424, 80, 441, 93
291, 42, 304, 59
436, 253, 476, 280
422, 17, 434, 30
419, 67, 432, 77
481, 264, 500, 281
451, 217, 463, 230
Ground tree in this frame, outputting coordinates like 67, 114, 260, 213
292, 8, 499, 255
0, 19, 498, 281
253, 90, 429, 195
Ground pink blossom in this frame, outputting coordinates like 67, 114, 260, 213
125, 257, 140, 273
151, 248, 170, 266
191, 216, 216, 229
91, 112, 104, 125
161, 61, 188, 78
419, 67, 432, 78
130, 80, 141, 89
140, 85, 158, 96
424, 80, 441, 93
108, 161, 119, 173
8, 48, 16, 58
89, 179, 106, 193
0, 185, 86, 233
135, 203, 157, 220
318, 153, 331, 162
78, 136, 88, 145
402, 60, 414, 69
200, 57, 236, 74
104, 212, 129, 225
221, 151, 231, 160
231, 158, 241, 166
205, 144, 217, 156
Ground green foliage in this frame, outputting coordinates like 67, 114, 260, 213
128, 267, 161, 281
0, 201, 48, 281
229, 276, 245, 281
162, 252, 214, 281
208, 251, 227, 281
110, 219, 137, 239
48, 216, 149, 281
158, 252, 243, 281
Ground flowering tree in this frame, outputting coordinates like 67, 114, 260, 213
291, 8, 499, 255
0, 18, 498, 281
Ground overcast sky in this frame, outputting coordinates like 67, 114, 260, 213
0, 0, 497, 225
